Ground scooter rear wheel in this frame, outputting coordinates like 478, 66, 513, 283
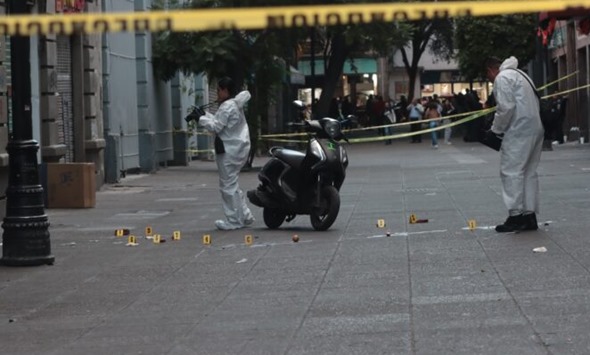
310, 185, 340, 231
263, 208, 287, 229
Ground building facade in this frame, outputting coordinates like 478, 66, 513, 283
546, 19, 590, 142
0, 0, 198, 220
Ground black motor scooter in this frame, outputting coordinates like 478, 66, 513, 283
247, 101, 349, 231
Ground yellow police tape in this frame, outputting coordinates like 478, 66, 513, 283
260, 81, 590, 144
349, 108, 495, 144
259, 72, 583, 142
263, 108, 495, 144
176, 74, 585, 147
3, 1, 590, 35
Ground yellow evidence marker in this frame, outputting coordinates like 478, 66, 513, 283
127, 235, 137, 244
202, 234, 211, 245
468, 220, 477, 231
115, 229, 129, 237
172, 231, 181, 241
153, 234, 162, 244
409, 214, 417, 224
244, 234, 253, 246
145, 226, 153, 236
376, 219, 386, 228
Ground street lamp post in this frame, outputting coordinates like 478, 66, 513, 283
1, 0, 54, 266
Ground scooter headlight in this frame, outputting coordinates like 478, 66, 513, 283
323, 119, 341, 140
310, 140, 326, 162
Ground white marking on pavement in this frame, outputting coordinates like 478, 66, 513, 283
461, 225, 496, 230
111, 211, 170, 219
451, 153, 486, 164
413, 292, 511, 305
155, 197, 199, 202
250, 240, 313, 248
367, 229, 448, 239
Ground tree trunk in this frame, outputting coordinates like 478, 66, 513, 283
316, 33, 350, 118
400, 22, 433, 102
407, 66, 418, 103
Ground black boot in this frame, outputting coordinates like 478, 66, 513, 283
495, 214, 526, 233
521, 213, 538, 231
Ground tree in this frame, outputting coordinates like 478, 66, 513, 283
151, 0, 410, 128
311, 20, 410, 117
396, 17, 454, 102
455, 15, 537, 80
152, 0, 295, 167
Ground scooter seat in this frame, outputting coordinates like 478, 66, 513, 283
273, 148, 306, 169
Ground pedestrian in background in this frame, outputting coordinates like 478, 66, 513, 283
383, 98, 396, 145
198, 77, 255, 230
424, 101, 440, 149
442, 99, 455, 145
484, 56, 544, 233
407, 98, 424, 143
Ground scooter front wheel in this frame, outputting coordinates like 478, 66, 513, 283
310, 185, 340, 231
263, 208, 287, 229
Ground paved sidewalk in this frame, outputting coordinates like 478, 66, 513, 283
1, 139, 590, 354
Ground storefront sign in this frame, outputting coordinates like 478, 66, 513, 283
56, 0, 85, 13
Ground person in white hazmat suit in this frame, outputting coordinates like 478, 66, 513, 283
198, 77, 255, 230
485, 56, 544, 233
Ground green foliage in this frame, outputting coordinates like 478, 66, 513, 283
455, 15, 537, 80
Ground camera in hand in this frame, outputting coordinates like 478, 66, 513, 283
184, 106, 206, 123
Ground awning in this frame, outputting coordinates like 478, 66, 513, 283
298, 58, 377, 76
420, 70, 464, 84
539, 8, 590, 22
538, 9, 590, 41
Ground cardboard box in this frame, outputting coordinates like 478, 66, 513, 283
47, 163, 96, 208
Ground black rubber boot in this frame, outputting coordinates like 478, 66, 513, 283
521, 213, 538, 231
495, 215, 526, 233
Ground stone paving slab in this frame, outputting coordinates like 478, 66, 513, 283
1, 139, 589, 354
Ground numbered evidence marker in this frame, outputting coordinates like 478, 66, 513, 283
202, 234, 211, 245
376, 219, 386, 228
172, 231, 181, 241
126, 235, 138, 246
409, 214, 417, 224
468, 219, 477, 231
153, 234, 162, 244
145, 226, 153, 236
115, 229, 130, 237
244, 234, 253, 246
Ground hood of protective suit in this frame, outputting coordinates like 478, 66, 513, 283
233, 91, 251, 109
499, 56, 518, 71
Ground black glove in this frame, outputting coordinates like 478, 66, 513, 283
482, 129, 504, 151
184, 106, 206, 123
485, 129, 504, 141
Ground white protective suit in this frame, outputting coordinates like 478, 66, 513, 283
199, 90, 254, 230
491, 57, 544, 216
